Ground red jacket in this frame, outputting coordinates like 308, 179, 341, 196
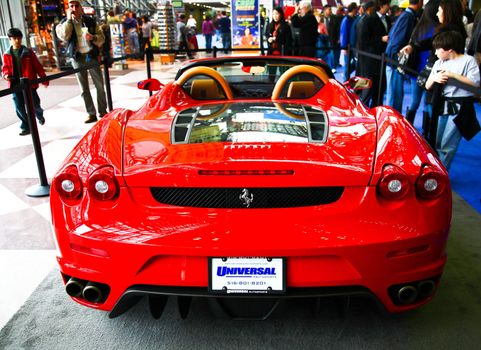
2, 46, 47, 89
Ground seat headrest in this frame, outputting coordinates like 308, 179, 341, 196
287, 81, 317, 99
190, 79, 225, 99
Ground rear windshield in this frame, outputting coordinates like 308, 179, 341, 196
172, 103, 328, 144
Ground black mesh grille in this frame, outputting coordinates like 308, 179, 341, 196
150, 187, 344, 208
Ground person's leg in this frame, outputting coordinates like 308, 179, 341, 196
12, 91, 29, 132
31, 89, 45, 124
206, 34, 212, 50
343, 52, 350, 82
139, 37, 146, 59
436, 114, 463, 170
132, 32, 140, 56
409, 78, 423, 112
390, 69, 404, 113
71, 57, 97, 118
385, 65, 394, 107
89, 64, 107, 116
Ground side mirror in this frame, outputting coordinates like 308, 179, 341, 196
137, 78, 164, 91
343, 76, 372, 90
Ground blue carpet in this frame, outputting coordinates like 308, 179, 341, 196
336, 70, 481, 214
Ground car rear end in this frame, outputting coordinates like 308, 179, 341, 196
50, 101, 451, 317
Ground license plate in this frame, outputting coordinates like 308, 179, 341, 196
209, 257, 286, 294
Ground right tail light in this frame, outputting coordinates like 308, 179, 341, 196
415, 165, 447, 199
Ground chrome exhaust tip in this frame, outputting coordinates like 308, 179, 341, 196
82, 282, 103, 303
417, 280, 436, 298
397, 285, 418, 304
65, 277, 85, 298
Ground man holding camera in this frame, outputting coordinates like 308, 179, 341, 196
56, 0, 107, 124
385, 0, 423, 115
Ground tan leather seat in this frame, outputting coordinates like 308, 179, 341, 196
287, 81, 317, 99
190, 79, 225, 99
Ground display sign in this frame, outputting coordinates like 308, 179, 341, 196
110, 23, 127, 68
231, 0, 260, 50
209, 257, 286, 294
172, 0, 183, 9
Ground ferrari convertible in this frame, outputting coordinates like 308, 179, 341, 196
50, 56, 451, 319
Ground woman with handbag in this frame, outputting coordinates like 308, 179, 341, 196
266, 7, 292, 56
400, 0, 466, 144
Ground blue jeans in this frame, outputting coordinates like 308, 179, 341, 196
221, 33, 230, 53
127, 31, 139, 56
12, 88, 44, 131
71, 55, 107, 117
409, 77, 425, 112
386, 65, 404, 113
436, 114, 462, 170
204, 34, 212, 50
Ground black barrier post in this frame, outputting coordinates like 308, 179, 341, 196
21, 78, 50, 197
213, 46, 217, 58
103, 59, 113, 111
146, 44, 152, 97
260, 34, 265, 56
378, 53, 386, 106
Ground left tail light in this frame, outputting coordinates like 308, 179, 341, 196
55, 165, 83, 200
377, 164, 410, 200
415, 165, 447, 199
87, 166, 119, 201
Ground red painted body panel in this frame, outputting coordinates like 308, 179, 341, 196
50, 57, 452, 315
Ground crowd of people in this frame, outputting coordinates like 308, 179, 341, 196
261, 0, 481, 170
2, 0, 481, 171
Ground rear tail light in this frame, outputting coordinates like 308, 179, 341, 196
416, 165, 446, 199
377, 164, 410, 200
87, 166, 119, 201
55, 165, 83, 199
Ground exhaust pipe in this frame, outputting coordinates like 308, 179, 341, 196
397, 285, 418, 304
65, 277, 85, 298
417, 280, 436, 298
82, 282, 103, 303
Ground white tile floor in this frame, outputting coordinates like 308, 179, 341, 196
0, 61, 180, 330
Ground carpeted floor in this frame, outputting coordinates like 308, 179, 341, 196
1, 192, 480, 350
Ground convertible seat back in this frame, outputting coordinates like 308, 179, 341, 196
287, 81, 317, 98
190, 79, 225, 99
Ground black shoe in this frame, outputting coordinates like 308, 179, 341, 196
99, 113, 107, 119
19, 129, 30, 136
84, 115, 98, 124
38, 117, 45, 125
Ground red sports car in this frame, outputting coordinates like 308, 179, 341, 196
50, 56, 451, 319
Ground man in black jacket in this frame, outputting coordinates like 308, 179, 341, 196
291, 1, 318, 57
357, 0, 390, 107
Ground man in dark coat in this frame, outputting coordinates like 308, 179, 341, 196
357, 0, 390, 107
291, 1, 318, 57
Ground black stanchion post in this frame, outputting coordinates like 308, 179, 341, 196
260, 34, 265, 56
213, 46, 217, 58
378, 53, 386, 106
21, 78, 50, 197
103, 59, 113, 111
